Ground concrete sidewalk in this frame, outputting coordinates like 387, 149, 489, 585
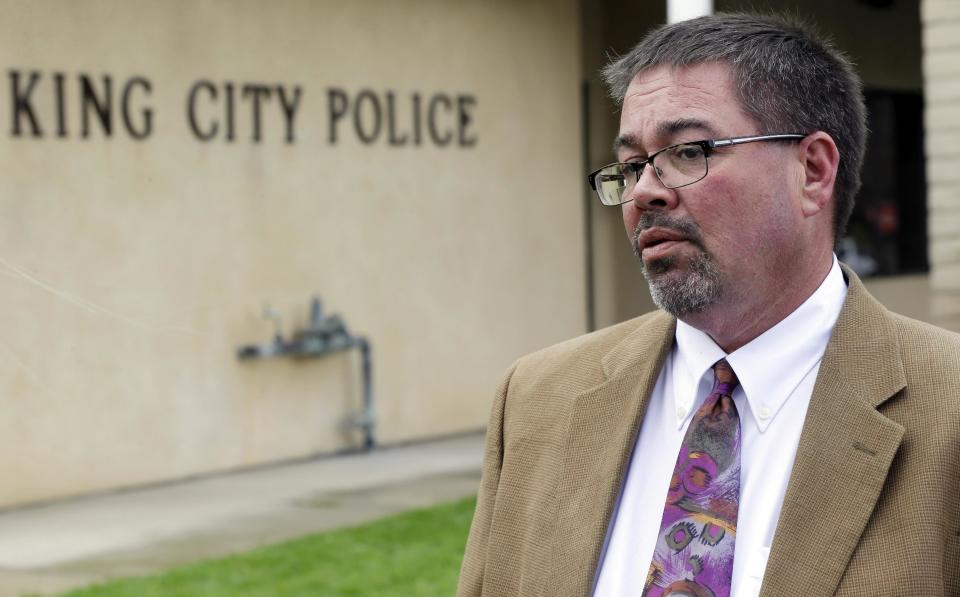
0, 433, 485, 597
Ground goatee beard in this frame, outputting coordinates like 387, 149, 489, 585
634, 212, 724, 317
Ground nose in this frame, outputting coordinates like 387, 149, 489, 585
626, 162, 678, 211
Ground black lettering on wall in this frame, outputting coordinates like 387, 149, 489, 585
353, 89, 381, 144
242, 84, 271, 143
121, 77, 153, 140
277, 85, 301, 144
224, 82, 235, 142
427, 93, 452, 146
187, 80, 218, 141
5, 75, 475, 148
53, 72, 67, 138
457, 95, 477, 147
327, 88, 349, 144
385, 91, 408, 146
80, 74, 112, 138
10, 70, 42, 137
412, 92, 422, 146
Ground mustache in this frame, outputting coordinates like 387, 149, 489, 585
632, 212, 706, 249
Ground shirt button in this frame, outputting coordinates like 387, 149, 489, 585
677, 407, 686, 418
759, 406, 771, 420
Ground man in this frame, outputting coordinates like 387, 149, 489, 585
458, 13, 960, 597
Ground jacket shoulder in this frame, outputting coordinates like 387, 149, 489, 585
891, 312, 960, 398
506, 310, 673, 398
892, 312, 960, 356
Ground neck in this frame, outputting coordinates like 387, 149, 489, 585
679, 249, 834, 353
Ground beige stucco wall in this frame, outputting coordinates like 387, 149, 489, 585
0, 0, 585, 507
922, 0, 960, 332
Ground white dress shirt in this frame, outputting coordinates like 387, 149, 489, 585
593, 257, 848, 597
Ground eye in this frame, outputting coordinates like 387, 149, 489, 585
671, 144, 705, 161
624, 161, 646, 176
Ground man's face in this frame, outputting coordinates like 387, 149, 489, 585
617, 62, 803, 318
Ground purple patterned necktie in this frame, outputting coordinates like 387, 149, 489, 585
644, 359, 741, 597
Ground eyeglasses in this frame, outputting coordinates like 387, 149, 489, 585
587, 133, 806, 206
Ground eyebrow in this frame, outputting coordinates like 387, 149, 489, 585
612, 118, 716, 155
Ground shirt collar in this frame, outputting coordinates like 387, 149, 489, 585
672, 256, 848, 432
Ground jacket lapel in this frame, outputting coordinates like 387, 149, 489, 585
760, 267, 906, 596
544, 312, 675, 596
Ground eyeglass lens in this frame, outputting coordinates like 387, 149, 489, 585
593, 143, 708, 205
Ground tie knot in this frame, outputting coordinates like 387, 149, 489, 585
712, 359, 740, 396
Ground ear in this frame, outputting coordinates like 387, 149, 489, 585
798, 132, 840, 218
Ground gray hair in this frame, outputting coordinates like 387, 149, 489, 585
602, 13, 867, 242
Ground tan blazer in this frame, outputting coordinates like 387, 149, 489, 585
458, 267, 960, 596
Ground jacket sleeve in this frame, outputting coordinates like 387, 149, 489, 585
457, 361, 516, 596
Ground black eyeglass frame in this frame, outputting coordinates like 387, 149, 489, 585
587, 133, 807, 206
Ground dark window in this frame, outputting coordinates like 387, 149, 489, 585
840, 90, 928, 277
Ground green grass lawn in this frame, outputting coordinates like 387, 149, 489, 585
59, 497, 476, 597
